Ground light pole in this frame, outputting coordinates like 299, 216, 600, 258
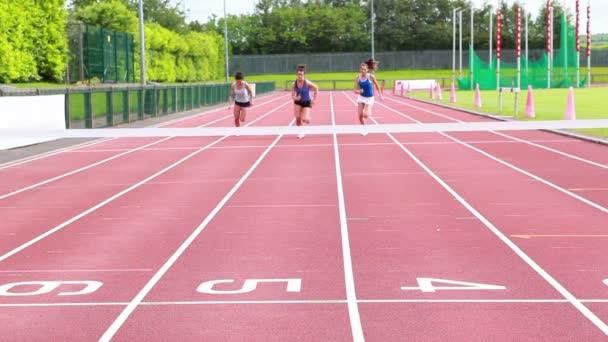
453, 7, 461, 85
489, 8, 493, 67
138, 0, 146, 85
224, 0, 229, 82
371, 0, 375, 59
459, 9, 463, 78
470, 0, 474, 90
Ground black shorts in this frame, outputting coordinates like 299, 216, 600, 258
294, 100, 311, 108
235, 101, 250, 108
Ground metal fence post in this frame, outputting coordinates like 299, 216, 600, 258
85, 87, 93, 128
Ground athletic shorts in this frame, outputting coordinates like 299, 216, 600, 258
294, 100, 312, 108
356, 95, 374, 106
235, 101, 250, 108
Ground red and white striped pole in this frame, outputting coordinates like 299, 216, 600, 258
516, 4, 522, 89
576, 0, 581, 87
496, 8, 502, 90
546, 0, 553, 88
586, 1, 592, 88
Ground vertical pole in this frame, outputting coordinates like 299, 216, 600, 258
371, 0, 375, 60
497, 5, 502, 90
453, 8, 458, 85
563, 4, 568, 84
576, 0, 581, 87
138, 0, 146, 85
459, 11, 463, 78
525, 1, 529, 77
517, 4, 522, 90
224, 0, 229, 82
79, 23, 85, 82
470, 1, 474, 90
587, 1, 591, 88
547, 2, 553, 89
489, 11, 493, 68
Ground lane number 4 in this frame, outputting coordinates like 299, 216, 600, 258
401, 278, 506, 293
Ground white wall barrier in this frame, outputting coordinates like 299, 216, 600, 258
0, 94, 65, 149
394, 79, 437, 94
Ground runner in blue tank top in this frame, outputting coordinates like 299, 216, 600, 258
354, 58, 383, 135
292, 65, 319, 138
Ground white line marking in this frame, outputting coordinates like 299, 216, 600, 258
0, 113, 239, 200
0, 94, 287, 170
0, 138, 170, 200
0, 269, 152, 273
0, 101, 292, 265
330, 92, 365, 342
377, 95, 608, 214
98, 120, 294, 342
226, 204, 337, 208
0, 302, 129, 307
4, 298, 608, 308
385, 96, 608, 169
491, 131, 608, 170
0, 138, 115, 169
441, 134, 608, 214
352, 93, 608, 335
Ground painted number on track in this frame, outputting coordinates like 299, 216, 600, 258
0, 281, 103, 296
197, 278, 302, 294
401, 278, 506, 293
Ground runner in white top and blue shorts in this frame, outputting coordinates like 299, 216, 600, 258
228, 72, 254, 127
354, 58, 383, 135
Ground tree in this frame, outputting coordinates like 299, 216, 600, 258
125, 0, 188, 34
72, 0, 138, 33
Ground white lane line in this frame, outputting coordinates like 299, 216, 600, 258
349, 93, 608, 336
3, 298, 608, 308
330, 92, 365, 342
226, 204, 337, 208
491, 131, 608, 169
0, 138, 115, 169
384, 96, 608, 169
0, 94, 287, 170
0, 100, 292, 265
0, 269, 152, 273
98, 118, 295, 342
0, 98, 284, 199
442, 133, 608, 213
376, 95, 608, 214
0, 137, 172, 200
382, 120, 608, 335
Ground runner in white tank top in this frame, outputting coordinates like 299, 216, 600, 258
228, 71, 255, 128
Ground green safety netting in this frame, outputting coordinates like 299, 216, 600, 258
459, 14, 587, 90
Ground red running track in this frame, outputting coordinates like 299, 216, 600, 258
0, 91, 606, 341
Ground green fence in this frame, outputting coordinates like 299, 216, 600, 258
64, 82, 275, 128
66, 23, 135, 84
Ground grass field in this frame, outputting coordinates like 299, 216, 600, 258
7, 67, 608, 90
246, 67, 608, 90
407, 86, 608, 138
4, 68, 607, 139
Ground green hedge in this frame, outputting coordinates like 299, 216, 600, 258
0, 0, 67, 83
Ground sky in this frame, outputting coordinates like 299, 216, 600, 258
179, 0, 607, 34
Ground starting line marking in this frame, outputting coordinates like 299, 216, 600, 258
512, 234, 608, 239
2, 298, 608, 308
